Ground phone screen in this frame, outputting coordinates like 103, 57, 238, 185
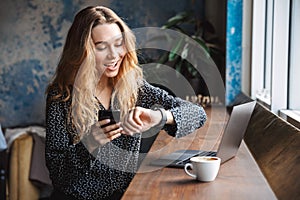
98, 110, 121, 127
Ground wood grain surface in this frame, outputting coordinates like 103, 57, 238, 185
122, 107, 277, 200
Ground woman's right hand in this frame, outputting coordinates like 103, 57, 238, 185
83, 119, 123, 153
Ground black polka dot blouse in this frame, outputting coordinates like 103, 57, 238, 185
45, 80, 207, 200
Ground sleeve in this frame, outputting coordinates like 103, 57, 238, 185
138, 81, 207, 138
45, 88, 90, 187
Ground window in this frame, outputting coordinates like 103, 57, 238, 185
250, 0, 300, 128
263, 0, 273, 96
288, 0, 300, 110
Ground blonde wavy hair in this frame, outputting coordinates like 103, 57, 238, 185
46, 6, 143, 139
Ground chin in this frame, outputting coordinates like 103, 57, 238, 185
105, 70, 119, 78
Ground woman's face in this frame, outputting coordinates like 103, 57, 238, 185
92, 23, 125, 80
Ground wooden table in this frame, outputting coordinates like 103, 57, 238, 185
122, 107, 277, 200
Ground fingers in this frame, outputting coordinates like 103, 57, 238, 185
92, 121, 122, 143
122, 107, 144, 135
102, 122, 123, 140
132, 107, 144, 126
83, 120, 124, 154
99, 119, 111, 127
101, 122, 122, 133
106, 129, 122, 140
94, 106, 161, 138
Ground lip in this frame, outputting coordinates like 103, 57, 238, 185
104, 61, 118, 66
104, 60, 120, 70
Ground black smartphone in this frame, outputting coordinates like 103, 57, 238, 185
98, 110, 121, 127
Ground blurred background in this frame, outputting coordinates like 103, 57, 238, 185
0, 0, 227, 128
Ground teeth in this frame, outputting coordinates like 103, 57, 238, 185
105, 62, 117, 67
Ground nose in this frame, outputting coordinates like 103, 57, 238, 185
107, 46, 117, 59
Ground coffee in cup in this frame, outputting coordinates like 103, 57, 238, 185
184, 156, 221, 182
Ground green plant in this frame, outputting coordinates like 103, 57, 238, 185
157, 10, 224, 80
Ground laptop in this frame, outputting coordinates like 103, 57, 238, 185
150, 101, 256, 168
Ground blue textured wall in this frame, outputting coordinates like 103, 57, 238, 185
226, 0, 243, 105
0, 0, 201, 128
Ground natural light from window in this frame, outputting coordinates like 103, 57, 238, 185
250, 0, 300, 128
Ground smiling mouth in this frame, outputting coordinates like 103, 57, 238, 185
104, 61, 119, 68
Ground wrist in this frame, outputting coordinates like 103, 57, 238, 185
151, 106, 167, 129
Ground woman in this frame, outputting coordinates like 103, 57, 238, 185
45, 6, 207, 200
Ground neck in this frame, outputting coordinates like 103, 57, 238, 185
97, 76, 112, 89
95, 78, 113, 110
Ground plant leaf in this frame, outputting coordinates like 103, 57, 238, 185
192, 36, 210, 54
162, 12, 191, 29
169, 38, 183, 61
175, 59, 183, 74
157, 52, 169, 64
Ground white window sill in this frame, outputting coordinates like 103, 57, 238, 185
279, 109, 300, 129
256, 93, 271, 110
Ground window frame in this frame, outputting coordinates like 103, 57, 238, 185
249, 0, 300, 129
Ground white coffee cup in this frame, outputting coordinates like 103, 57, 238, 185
184, 156, 221, 182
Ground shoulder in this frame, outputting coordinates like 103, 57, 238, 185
139, 80, 175, 97
139, 80, 163, 92
46, 84, 72, 103
47, 85, 59, 97
139, 80, 160, 95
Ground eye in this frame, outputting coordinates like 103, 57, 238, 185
95, 44, 107, 51
115, 39, 123, 47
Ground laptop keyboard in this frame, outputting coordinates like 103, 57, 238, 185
150, 150, 217, 168
175, 151, 217, 166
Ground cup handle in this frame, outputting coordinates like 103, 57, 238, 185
184, 163, 196, 178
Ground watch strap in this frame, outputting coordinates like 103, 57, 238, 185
152, 106, 167, 129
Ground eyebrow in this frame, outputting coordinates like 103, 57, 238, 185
94, 41, 106, 45
94, 36, 123, 45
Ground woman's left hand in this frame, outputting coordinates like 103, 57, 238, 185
121, 106, 162, 136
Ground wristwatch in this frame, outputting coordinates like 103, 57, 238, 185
152, 105, 167, 129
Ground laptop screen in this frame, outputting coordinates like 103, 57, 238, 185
150, 101, 256, 167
